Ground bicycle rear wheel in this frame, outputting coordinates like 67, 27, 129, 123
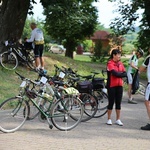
93, 91, 108, 118
0, 97, 29, 133
50, 97, 83, 131
26, 50, 35, 70
0, 51, 18, 70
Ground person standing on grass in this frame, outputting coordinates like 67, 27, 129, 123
26, 22, 45, 70
139, 48, 150, 130
126, 48, 144, 104
106, 49, 127, 126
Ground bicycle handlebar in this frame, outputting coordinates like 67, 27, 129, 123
15, 71, 39, 86
101, 70, 107, 77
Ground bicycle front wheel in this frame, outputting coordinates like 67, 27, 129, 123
50, 97, 83, 131
0, 51, 18, 70
0, 97, 29, 133
80, 93, 98, 122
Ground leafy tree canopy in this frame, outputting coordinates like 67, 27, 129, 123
108, 0, 150, 51
41, 0, 98, 58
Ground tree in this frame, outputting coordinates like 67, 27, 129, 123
41, 0, 98, 58
108, 0, 150, 51
0, 0, 32, 47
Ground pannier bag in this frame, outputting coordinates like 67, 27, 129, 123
92, 78, 104, 89
77, 81, 92, 93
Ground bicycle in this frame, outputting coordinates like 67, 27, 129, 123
0, 72, 84, 133
75, 70, 108, 118
0, 41, 35, 70
90, 70, 108, 118
40, 65, 97, 122
51, 65, 109, 119
123, 77, 146, 96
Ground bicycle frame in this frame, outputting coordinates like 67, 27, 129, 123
12, 46, 28, 62
24, 84, 69, 119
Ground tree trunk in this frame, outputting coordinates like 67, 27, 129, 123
0, 0, 30, 52
65, 39, 77, 59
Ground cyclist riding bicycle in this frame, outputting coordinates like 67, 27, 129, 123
127, 48, 144, 104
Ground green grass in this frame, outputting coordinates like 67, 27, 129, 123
0, 66, 37, 101
0, 53, 103, 102
74, 54, 92, 62
0, 53, 147, 103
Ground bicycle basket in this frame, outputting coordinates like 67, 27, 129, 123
77, 81, 92, 93
92, 78, 104, 89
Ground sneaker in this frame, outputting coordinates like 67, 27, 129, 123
115, 120, 123, 126
128, 100, 137, 104
106, 119, 112, 125
141, 124, 150, 130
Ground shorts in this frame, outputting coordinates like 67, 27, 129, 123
127, 73, 134, 84
145, 83, 150, 101
34, 44, 44, 57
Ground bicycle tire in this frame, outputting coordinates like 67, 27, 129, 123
50, 97, 83, 131
136, 82, 145, 96
0, 51, 18, 70
93, 91, 108, 118
80, 93, 98, 122
26, 50, 35, 70
0, 96, 29, 133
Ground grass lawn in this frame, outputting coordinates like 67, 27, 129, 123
74, 54, 92, 62
0, 52, 147, 102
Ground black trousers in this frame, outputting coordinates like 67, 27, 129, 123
107, 86, 123, 110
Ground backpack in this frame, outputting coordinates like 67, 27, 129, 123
132, 69, 139, 94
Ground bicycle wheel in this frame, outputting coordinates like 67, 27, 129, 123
136, 82, 145, 96
80, 93, 98, 122
26, 50, 35, 70
93, 91, 108, 118
50, 97, 83, 131
0, 97, 29, 133
0, 51, 18, 70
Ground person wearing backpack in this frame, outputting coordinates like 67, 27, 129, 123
126, 48, 144, 104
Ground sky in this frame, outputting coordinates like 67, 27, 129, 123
31, 0, 141, 28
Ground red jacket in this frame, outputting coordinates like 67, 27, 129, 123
107, 59, 126, 87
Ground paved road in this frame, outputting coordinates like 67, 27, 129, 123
0, 92, 150, 150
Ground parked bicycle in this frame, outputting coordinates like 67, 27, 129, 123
0, 40, 35, 70
123, 77, 145, 96
73, 70, 108, 118
54, 65, 108, 119
0, 72, 84, 133
35, 67, 98, 123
